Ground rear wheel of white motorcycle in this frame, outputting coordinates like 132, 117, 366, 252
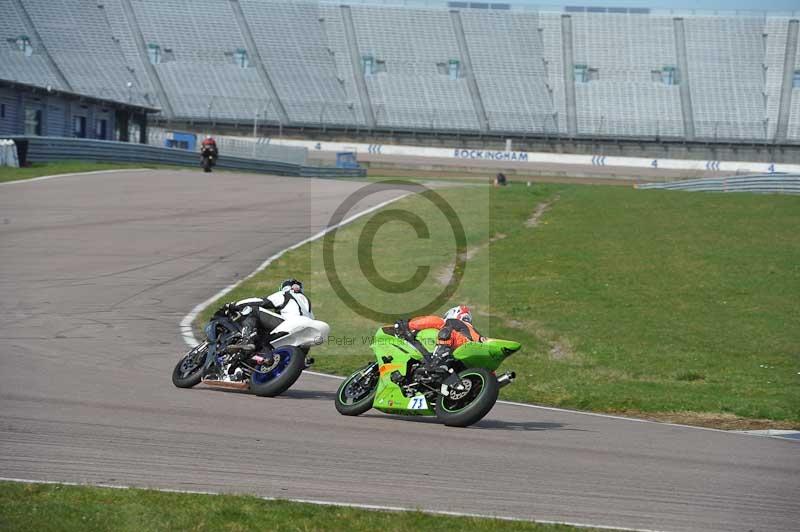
436, 367, 499, 427
249, 346, 305, 397
335, 363, 377, 416
172, 342, 208, 388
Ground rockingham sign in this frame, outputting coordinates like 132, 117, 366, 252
453, 149, 530, 162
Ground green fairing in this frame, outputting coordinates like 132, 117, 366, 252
369, 327, 520, 416
452, 338, 521, 371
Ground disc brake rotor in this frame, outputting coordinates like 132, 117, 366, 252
345, 373, 373, 400
448, 377, 473, 401
257, 354, 279, 373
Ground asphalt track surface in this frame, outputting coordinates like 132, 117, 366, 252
1, 169, 798, 532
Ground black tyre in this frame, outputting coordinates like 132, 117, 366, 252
249, 346, 305, 397
172, 342, 208, 388
335, 363, 378, 416
435, 367, 498, 427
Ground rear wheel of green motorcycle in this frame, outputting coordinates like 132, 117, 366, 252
335, 363, 378, 416
436, 367, 499, 427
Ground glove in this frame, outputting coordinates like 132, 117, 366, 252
394, 319, 413, 340
215, 302, 233, 316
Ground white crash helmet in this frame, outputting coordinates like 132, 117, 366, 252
443, 304, 472, 323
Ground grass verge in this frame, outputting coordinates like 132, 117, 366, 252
0, 161, 175, 183
0, 481, 605, 532
196, 183, 800, 428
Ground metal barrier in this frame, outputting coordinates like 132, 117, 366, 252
636, 174, 800, 194
8, 136, 365, 178
147, 128, 309, 165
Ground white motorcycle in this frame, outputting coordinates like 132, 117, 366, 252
172, 299, 330, 397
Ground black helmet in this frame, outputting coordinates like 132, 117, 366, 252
280, 278, 303, 293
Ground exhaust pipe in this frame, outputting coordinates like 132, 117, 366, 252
304, 356, 315, 369
497, 371, 516, 388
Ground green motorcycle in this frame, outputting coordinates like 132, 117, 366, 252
335, 325, 519, 427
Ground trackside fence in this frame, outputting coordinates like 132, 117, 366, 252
6, 136, 365, 178
635, 174, 800, 194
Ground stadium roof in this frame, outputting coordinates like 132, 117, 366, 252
0, 78, 161, 114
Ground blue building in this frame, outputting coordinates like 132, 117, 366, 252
0, 79, 158, 142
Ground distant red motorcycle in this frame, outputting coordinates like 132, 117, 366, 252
200, 137, 218, 173
200, 146, 216, 173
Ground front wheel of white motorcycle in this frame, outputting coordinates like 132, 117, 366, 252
249, 345, 305, 397
172, 342, 208, 389
436, 367, 499, 428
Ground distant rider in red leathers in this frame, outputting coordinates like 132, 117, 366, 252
200, 135, 218, 172
201, 135, 218, 158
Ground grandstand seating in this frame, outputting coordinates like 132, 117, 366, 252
571, 12, 684, 138
128, 0, 271, 120
21, 0, 150, 104
460, 10, 555, 133
1, 0, 799, 143
348, 5, 479, 131
789, 24, 800, 141
764, 17, 789, 140
684, 16, 767, 141
539, 12, 567, 135
0, 0, 67, 90
100, 0, 155, 102
318, 4, 368, 126
241, 0, 356, 125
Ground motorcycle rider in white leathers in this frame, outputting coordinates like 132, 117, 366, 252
227, 278, 312, 354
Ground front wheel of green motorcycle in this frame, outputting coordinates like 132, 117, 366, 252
335, 363, 378, 416
436, 367, 499, 427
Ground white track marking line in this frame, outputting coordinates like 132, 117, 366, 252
0, 168, 152, 186
0, 477, 667, 532
301, 369, 345, 380
733, 429, 800, 440
179, 193, 410, 347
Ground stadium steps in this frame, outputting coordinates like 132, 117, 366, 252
449, 10, 488, 133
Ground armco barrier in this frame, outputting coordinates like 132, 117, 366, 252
635, 174, 800, 194
148, 129, 309, 166
7, 136, 365, 178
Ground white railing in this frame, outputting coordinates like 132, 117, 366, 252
636, 174, 800, 194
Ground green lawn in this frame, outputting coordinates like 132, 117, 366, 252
0, 482, 601, 532
0, 161, 172, 183
197, 183, 800, 427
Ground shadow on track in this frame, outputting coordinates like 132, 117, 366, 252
281, 388, 338, 401
196, 386, 337, 401
360, 412, 574, 432
471, 419, 570, 432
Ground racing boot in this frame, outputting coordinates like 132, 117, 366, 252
228, 320, 257, 355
